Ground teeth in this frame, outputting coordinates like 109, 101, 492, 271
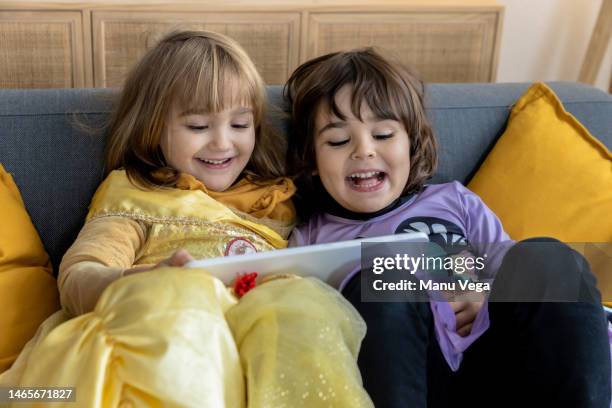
201, 158, 229, 164
354, 179, 379, 188
350, 171, 380, 179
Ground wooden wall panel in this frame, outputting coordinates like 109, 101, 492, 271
93, 12, 300, 87
0, 11, 84, 88
308, 12, 500, 82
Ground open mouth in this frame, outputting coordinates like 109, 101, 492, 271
196, 157, 233, 169
346, 171, 386, 191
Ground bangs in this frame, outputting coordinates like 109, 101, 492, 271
326, 82, 398, 123
321, 53, 422, 127
170, 41, 263, 121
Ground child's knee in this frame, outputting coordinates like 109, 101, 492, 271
98, 267, 236, 318
493, 237, 599, 302
227, 277, 366, 353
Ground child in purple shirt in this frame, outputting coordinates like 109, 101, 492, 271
284, 48, 610, 408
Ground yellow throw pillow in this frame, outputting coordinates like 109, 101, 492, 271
0, 164, 60, 373
468, 82, 612, 240
468, 82, 612, 300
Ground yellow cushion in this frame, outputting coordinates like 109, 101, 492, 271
468, 82, 612, 300
0, 163, 60, 373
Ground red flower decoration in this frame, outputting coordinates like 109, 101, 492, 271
233, 272, 258, 298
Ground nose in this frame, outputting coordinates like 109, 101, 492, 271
350, 136, 376, 160
208, 127, 232, 151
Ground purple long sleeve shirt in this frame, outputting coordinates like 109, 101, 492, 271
289, 181, 515, 371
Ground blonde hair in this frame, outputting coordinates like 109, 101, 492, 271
105, 30, 285, 189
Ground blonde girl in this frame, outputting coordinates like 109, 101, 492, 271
0, 31, 372, 408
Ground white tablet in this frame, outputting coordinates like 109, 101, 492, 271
186, 232, 429, 287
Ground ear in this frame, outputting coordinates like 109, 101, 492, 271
311, 169, 318, 176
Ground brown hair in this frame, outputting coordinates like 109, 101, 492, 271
104, 30, 286, 189
284, 47, 437, 217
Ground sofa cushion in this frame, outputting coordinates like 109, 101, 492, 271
468, 81, 612, 240
468, 83, 612, 298
0, 164, 60, 373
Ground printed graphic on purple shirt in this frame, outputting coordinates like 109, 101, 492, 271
396, 216, 468, 253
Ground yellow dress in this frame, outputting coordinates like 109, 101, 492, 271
0, 171, 372, 408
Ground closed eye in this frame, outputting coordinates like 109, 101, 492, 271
232, 124, 251, 129
328, 139, 349, 147
374, 133, 394, 140
187, 125, 208, 131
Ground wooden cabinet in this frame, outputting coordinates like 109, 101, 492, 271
308, 12, 501, 82
0, 1, 503, 88
0, 11, 86, 88
92, 11, 300, 87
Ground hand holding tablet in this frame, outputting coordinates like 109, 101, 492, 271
186, 232, 428, 287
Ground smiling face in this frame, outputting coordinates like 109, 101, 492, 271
314, 85, 411, 213
162, 98, 256, 192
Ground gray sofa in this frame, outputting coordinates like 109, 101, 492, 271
0, 83, 611, 271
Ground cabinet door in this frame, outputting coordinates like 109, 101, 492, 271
93, 11, 300, 87
0, 11, 85, 88
307, 12, 501, 82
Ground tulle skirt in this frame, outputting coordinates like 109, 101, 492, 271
0, 268, 372, 408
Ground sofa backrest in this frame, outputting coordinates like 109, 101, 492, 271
1, 83, 611, 271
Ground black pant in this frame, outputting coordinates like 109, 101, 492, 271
343, 238, 611, 408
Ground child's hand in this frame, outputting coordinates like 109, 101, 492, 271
123, 249, 194, 276
157, 249, 195, 267
449, 300, 483, 337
